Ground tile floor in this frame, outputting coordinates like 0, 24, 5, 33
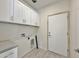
23, 48, 66, 58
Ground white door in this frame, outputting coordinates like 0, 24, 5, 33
48, 13, 68, 56
75, 9, 79, 58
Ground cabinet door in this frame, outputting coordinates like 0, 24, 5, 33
30, 10, 39, 26
14, 0, 23, 23
0, 0, 14, 22
0, 48, 17, 58
36, 13, 40, 26
24, 6, 31, 25
22, 4, 29, 24
34, 12, 39, 26
6, 48, 17, 58
30, 9, 35, 25
14, 38, 30, 57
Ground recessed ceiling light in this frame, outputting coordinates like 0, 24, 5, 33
32, 0, 37, 3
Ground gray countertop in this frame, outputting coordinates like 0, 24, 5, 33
0, 40, 17, 54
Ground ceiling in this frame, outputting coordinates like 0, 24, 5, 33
23, 0, 63, 10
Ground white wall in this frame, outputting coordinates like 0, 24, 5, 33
38, 0, 70, 50
70, 0, 79, 57
0, 23, 38, 57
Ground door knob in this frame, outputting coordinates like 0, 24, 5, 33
48, 32, 51, 36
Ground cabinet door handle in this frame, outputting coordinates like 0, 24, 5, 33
22, 19, 26, 23
35, 22, 37, 25
10, 16, 14, 21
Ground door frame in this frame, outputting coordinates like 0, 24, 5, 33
47, 11, 70, 57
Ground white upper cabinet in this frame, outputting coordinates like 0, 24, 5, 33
30, 9, 40, 26
14, 0, 39, 26
0, 0, 14, 22
36, 13, 40, 26
25, 7, 31, 25
34, 12, 40, 26
0, 0, 39, 26
25, 6, 31, 24
14, 0, 24, 23
22, 4, 31, 24
30, 9, 36, 25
